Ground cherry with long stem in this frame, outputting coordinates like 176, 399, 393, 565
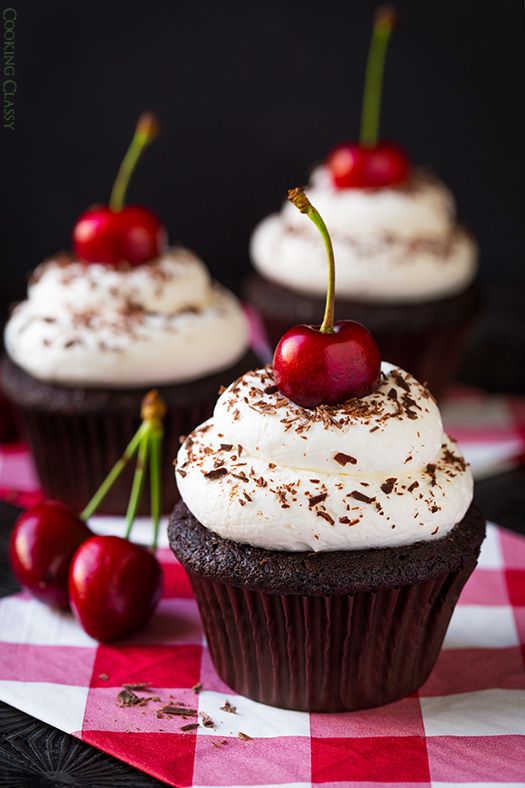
327, 6, 408, 189
273, 188, 381, 408
73, 113, 166, 266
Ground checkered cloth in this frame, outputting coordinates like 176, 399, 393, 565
0, 384, 524, 787
0, 520, 523, 787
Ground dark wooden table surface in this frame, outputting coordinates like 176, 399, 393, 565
0, 282, 523, 787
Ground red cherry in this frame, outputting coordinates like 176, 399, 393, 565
73, 205, 166, 266
327, 141, 409, 189
274, 320, 381, 409
72, 113, 165, 266
69, 536, 162, 642
9, 500, 92, 608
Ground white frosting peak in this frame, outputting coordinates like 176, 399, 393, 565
250, 167, 478, 303
5, 249, 249, 387
175, 363, 473, 551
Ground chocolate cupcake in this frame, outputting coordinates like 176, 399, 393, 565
2, 248, 254, 514
169, 363, 485, 712
247, 168, 480, 397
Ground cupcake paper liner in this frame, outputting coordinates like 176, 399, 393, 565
188, 561, 475, 711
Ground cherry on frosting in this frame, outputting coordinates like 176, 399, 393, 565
273, 188, 381, 409
9, 500, 92, 608
73, 114, 166, 266
327, 6, 409, 189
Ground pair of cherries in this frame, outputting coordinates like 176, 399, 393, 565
9, 501, 161, 641
8, 392, 167, 642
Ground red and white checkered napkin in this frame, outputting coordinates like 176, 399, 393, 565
0, 520, 523, 788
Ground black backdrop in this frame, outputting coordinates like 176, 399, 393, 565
0, 0, 523, 312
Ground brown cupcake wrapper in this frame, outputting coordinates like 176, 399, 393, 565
188, 560, 476, 712
19, 399, 215, 515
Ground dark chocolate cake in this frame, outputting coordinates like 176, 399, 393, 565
169, 501, 485, 711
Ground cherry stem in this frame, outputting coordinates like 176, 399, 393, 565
80, 422, 148, 520
360, 6, 397, 148
149, 426, 163, 550
80, 390, 166, 548
288, 188, 335, 334
124, 431, 150, 541
109, 113, 160, 212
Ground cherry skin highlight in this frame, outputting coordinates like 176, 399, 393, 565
273, 320, 381, 409
327, 140, 409, 189
73, 205, 166, 266
69, 535, 162, 642
9, 500, 92, 608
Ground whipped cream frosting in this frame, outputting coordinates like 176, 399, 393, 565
176, 362, 473, 552
5, 249, 249, 387
250, 167, 478, 303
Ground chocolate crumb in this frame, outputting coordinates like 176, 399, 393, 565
333, 452, 357, 466
220, 444, 233, 451
218, 385, 226, 394
199, 711, 215, 728
204, 467, 228, 480
408, 481, 419, 492
181, 723, 200, 732
117, 689, 149, 708
308, 493, 328, 507
317, 510, 335, 525
339, 517, 359, 526
121, 682, 151, 692
192, 682, 203, 695
160, 705, 198, 717
264, 385, 278, 395
350, 490, 376, 504
238, 731, 252, 741
380, 477, 397, 495
220, 700, 237, 714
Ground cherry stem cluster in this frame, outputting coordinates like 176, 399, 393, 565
80, 390, 166, 550
109, 113, 161, 212
287, 188, 335, 334
360, 6, 397, 148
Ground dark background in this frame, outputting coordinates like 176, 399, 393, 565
1, 0, 524, 308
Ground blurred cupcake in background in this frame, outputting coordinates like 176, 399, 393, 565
1, 115, 254, 514
246, 7, 479, 397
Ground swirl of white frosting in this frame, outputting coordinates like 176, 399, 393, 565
176, 363, 473, 551
5, 248, 249, 387
250, 167, 478, 303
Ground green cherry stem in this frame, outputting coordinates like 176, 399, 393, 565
80, 422, 148, 521
360, 6, 397, 148
288, 188, 335, 334
80, 390, 167, 548
124, 430, 150, 541
149, 426, 163, 550
109, 113, 161, 212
